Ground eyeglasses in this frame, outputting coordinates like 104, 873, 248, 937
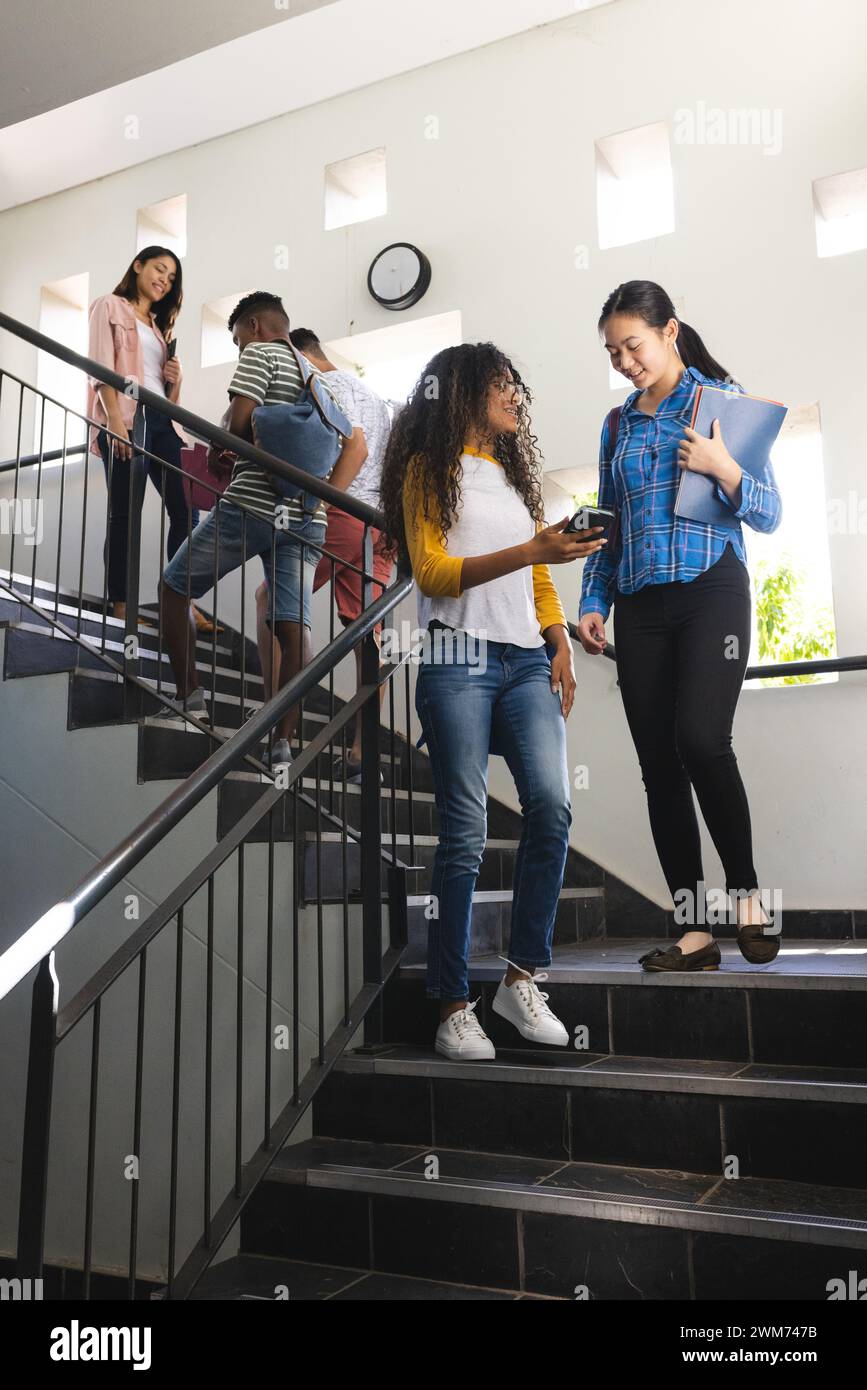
491, 378, 525, 402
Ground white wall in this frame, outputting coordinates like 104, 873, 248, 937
1, 0, 865, 906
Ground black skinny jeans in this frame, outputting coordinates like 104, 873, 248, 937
98, 412, 197, 603
613, 544, 758, 917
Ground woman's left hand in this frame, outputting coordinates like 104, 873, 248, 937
164, 356, 182, 388
678, 419, 733, 479
550, 643, 577, 719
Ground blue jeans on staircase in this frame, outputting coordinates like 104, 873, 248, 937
415, 634, 572, 1001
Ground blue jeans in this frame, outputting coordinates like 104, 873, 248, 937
415, 635, 572, 1001
163, 502, 325, 627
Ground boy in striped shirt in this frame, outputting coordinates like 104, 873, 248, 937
160, 292, 365, 764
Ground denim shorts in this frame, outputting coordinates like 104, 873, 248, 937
162, 500, 325, 627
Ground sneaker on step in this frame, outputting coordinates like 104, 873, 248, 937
434, 999, 495, 1061
153, 687, 208, 721
332, 754, 383, 787
492, 960, 569, 1046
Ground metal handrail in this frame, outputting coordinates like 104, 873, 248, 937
0, 565, 412, 1005
0, 311, 422, 1300
0, 310, 386, 529
567, 622, 867, 681
0, 442, 88, 473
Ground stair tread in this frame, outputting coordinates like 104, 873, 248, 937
189, 1251, 534, 1300
331, 1042, 867, 1101
398, 940, 867, 988
268, 1137, 867, 1241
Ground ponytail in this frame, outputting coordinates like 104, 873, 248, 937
599, 280, 736, 385
674, 318, 734, 383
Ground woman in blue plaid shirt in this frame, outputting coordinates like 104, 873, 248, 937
576, 281, 782, 973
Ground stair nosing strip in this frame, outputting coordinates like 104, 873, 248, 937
333, 1053, 867, 1103
397, 961, 867, 991
303, 1166, 867, 1249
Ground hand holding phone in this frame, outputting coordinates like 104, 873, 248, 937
565, 506, 616, 539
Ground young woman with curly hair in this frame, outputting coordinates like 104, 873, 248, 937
381, 343, 606, 1059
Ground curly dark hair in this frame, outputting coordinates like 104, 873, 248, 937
380, 342, 545, 551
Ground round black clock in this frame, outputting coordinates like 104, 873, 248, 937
367, 243, 431, 311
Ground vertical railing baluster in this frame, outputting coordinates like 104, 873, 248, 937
128, 946, 147, 1300
9, 381, 24, 582
82, 996, 101, 1300
30, 395, 45, 600
53, 410, 68, 627
167, 908, 184, 1297
76, 430, 90, 641
235, 845, 244, 1196
405, 657, 416, 867
16, 953, 58, 1286
315, 730, 324, 1064
265, 804, 275, 1148
154, 457, 167, 699
292, 764, 300, 1104
204, 876, 214, 1247
209, 501, 220, 714
341, 718, 349, 1025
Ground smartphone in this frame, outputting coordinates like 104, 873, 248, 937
565, 506, 616, 538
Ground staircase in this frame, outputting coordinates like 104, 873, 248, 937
3, 570, 866, 1301
192, 958, 867, 1302
184, 682, 864, 1301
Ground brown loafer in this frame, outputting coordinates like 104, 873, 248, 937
736, 922, 781, 965
638, 941, 721, 973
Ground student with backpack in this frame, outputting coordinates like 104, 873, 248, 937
158, 292, 364, 762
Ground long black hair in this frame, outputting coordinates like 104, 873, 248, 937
599, 280, 735, 383
380, 342, 544, 550
113, 246, 183, 337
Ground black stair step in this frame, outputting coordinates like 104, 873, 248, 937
242, 1136, 867, 1299
189, 1251, 535, 1301
385, 944, 867, 1067
311, 1037, 867, 1189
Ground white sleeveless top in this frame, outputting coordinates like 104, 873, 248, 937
136, 320, 165, 395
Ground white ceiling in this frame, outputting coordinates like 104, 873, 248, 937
0, 0, 615, 213
0, 0, 337, 129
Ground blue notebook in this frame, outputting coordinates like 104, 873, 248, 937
674, 385, 786, 529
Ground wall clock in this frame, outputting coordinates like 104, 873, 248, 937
367, 243, 431, 311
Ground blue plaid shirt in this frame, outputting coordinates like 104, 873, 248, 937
579, 366, 783, 621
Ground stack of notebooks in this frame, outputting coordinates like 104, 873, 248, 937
674, 385, 787, 528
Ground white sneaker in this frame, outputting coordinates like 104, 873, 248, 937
435, 999, 495, 1061
492, 959, 569, 1046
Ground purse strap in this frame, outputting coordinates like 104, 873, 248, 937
606, 405, 622, 461
286, 340, 352, 439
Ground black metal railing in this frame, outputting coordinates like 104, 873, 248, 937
0, 311, 420, 1299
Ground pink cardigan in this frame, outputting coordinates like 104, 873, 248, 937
87, 293, 186, 455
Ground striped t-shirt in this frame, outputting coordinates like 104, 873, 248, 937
223, 340, 329, 526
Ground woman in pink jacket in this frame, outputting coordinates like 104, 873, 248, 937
88, 246, 210, 629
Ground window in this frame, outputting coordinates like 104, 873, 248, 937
136, 194, 187, 258
743, 403, 838, 687
595, 122, 675, 249
813, 168, 867, 259
325, 310, 462, 413
35, 273, 89, 459
325, 148, 387, 231
201, 291, 255, 370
